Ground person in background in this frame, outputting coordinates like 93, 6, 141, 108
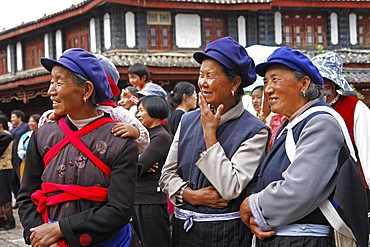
242, 93, 255, 114
39, 54, 149, 153
251, 85, 272, 124
312, 51, 370, 231
128, 63, 167, 100
10, 109, 29, 209
159, 37, 270, 247
0, 115, 15, 231
240, 47, 368, 247
0, 110, 12, 130
167, 81, 197, 136
17, 48, 139, 246
118, 86, 139, 118
17, 114, 40, 183
121, 95, 172, 247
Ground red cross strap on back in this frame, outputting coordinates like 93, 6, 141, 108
43, 117, 115, 178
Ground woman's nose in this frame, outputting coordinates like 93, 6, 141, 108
198, 77, 209, 88
47, 82, 56, 95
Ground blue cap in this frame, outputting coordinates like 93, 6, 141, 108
41, 48, 113, 103
136, 82, 167, 98
193, 36, 256, 87
255, 46, 323, 88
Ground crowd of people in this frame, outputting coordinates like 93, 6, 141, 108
0, 36, 369, 247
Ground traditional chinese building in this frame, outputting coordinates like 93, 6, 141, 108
0, 0, 369, 118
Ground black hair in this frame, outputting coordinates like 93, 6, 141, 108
11, 109, 25, 121
138, 95, 170, 120
29, 114, 41, 124
167, 81, 196, 109
0, 115, 9, 131
128, 63, 150, 82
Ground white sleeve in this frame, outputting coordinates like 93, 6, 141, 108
353, 101, 370, 187
96, 105, 150, 153
17, 136, 26, 160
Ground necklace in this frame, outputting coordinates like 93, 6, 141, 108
329, 94, 341, 106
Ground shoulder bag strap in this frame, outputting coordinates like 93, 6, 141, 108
283, 106, 357, 240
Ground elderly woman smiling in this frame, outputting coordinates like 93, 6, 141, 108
159, 37, 270, 247
17, 48, 139, 247
240, 47, 368, 247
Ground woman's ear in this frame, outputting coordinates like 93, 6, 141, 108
231, 76, 242, 93
182, 93, 188, 102
83, 81, 95, 101
301, 76, 311, 92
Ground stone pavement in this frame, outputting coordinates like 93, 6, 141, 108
0, 208, 28, 247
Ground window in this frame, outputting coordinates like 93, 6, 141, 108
202, 13, 226, 47
283, 11, 327, 47
358, 12, 370, 47
147, 11, 172, 50
24, 35, 44, 70
65, 21, 90, 51
0, 45, 7, 75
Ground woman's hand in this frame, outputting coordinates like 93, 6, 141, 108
198, 92, 223, 148
249, 216, 276, 240
30, 222, 63, 247
147, 162, 159, 173
183, 186, 229, 208
112, 123, 140, 139
240, 197, 275, 240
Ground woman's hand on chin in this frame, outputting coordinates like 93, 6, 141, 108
198, 92, 223, 148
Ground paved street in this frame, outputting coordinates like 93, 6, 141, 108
0, 207, 28, 247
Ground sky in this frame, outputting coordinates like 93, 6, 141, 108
1, 0, 85, 31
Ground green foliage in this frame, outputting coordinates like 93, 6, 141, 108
349, 84, 365, 100
315, 45, 324, 55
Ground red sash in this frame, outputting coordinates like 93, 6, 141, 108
31, 182, 108, 223
43, 117, 115, 178
32, 117, 115, 246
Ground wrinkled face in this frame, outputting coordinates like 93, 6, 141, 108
251, 88, 263, 113
128, 73, 146, 90
10, 114, 22, 126
136, 103, 155, 129
264, 64, 304, 117
48, 65, 85, 117
28, 117, 38, 131
198, 59, 236, 110
322, 78, 336, 96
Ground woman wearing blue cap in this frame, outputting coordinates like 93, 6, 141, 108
159, 37, 270, 246
17, 48, 139, 247
239, 47, 368, 246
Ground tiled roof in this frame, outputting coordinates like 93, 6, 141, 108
343, 68, 370, 84
107, 52, 200, 68
1, 49, 369, 86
